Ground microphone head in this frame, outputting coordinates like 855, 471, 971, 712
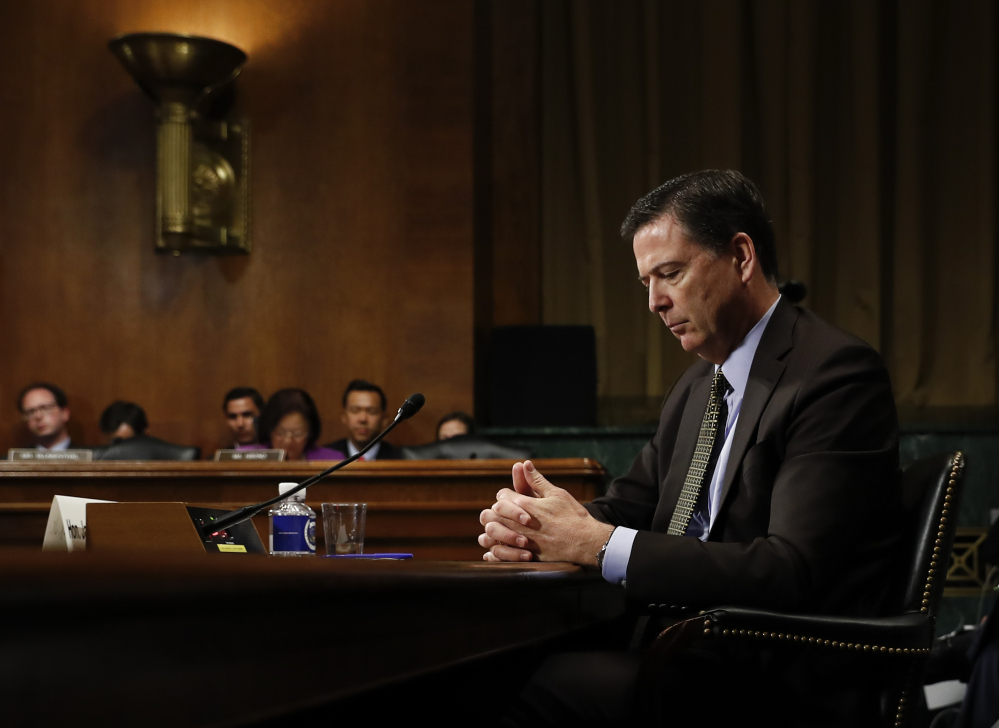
397, 393, 425, 421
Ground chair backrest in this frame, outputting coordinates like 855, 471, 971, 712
92, 435, 201, 461
896, 452, 965, 616
401, 435, 531, 461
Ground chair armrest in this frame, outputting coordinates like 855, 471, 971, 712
697, 607, 934, 653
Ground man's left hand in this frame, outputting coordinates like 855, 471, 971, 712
478, 460, 614, 565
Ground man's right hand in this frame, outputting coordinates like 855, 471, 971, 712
478, 460, 614, 565
478, 461, 538, 562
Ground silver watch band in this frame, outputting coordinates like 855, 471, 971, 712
595, 528, 616, 570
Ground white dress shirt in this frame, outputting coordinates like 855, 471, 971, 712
347, 439, 381, 461
37, 436, 71, 452
601, 296, 781, 585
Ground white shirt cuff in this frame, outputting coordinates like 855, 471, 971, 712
601, 526, 637, 585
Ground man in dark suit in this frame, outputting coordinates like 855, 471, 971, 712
478, 170, 900, 724
326, 379, 402, 460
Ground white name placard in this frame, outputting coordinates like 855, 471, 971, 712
215, 449, 285, 462
42, 495, 116, 552
8, 448, 93, 462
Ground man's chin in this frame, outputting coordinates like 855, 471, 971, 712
678, 335, 703, 353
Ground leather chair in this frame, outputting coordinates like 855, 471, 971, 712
400, 435, 531, 460
642, 451, 966, 728
92, 435, 200, 461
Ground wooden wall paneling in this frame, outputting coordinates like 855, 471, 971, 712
472, 0, 543, 423
491, 0, 543, 327
0, 0, 476, 456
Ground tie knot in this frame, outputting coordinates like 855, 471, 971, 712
713, 368, 732, 398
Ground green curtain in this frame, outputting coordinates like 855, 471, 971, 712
541, 0, 998, 422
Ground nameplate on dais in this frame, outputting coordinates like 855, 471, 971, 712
215, 449, 285, 462
8, 449, 93, 462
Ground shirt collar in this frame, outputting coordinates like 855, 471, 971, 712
37, 435, 71, 452
347, 440, 380, 460
716, 295, 781, 399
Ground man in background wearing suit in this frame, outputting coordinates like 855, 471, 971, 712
479, 170, 900, 725
18, 383, 73, 451
326, 379, 402, 460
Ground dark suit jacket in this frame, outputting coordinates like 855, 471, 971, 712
324, 438, 402, 461
586, 298, 901, 617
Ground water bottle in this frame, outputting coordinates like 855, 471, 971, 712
268, 482, 316, 556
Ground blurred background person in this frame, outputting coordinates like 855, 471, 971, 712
257, 388, 344, 461
436, 411, 475, 441
99, 400, 148, 442
326, 379, 401, 460
222, 387, 264, 449
17, 383, 72, 451
94, 401, 199, 461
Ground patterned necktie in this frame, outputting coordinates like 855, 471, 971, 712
667, 368, 732, 537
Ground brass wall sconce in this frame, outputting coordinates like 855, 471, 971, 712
109, 32, 251, 254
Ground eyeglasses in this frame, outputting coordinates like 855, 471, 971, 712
21, 403, 60, 420
272, 428, 308, 441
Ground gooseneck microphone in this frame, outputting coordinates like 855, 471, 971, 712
202, 393, 425, 537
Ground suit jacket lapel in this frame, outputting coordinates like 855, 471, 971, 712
652, 365, 713, 532
717, 299, 796, 512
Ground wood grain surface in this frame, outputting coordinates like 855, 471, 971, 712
0, 551, 626, 726
0, 457, 604, 558
0, 0, 503, 453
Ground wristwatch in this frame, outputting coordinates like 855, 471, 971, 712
595, 528, 616, 570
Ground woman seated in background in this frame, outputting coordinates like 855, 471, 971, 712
256, 388, 344, 461
436, 411, 475, 441
99, 401, 148, 442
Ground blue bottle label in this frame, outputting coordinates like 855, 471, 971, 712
272, 515, 316, 553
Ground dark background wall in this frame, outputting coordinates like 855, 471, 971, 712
0, 0, 995, 453
0, 0, 541, 452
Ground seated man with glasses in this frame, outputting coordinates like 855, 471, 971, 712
17, 383, 73, 451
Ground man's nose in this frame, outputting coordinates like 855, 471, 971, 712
648, 283, 670, 313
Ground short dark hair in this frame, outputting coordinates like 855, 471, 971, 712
258, 388, 322, 451
620, 170, 779, 284
222, 387, 265, 413
436, 411, 476, 440
342, 379, 387, 411
99, 401, 148, 437
17, 382, 67, 412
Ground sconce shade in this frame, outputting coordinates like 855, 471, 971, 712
108, 31, 251, 254
109, 32, 247, 106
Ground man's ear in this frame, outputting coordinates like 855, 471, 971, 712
341, 410, 348, 427
730, 232, 757, 283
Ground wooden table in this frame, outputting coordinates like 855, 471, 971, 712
0, 551, 626, 727
0, 458, 605, 558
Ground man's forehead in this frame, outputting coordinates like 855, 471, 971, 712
346, 391, 383, 410
226, 397, 258, 413
633, 216, 700, 267
22, 388, 58, 406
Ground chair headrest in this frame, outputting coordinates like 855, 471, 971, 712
401, 435, 531, 460
92, 435, 200, 461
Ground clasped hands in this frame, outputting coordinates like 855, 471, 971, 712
478, 460, 614, 566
